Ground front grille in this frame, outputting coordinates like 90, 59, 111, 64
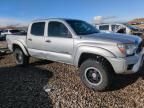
136, 40, 144, 54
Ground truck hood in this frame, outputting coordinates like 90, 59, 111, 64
80, 32, 142, 44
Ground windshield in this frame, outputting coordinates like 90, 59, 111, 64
66, 20, 99, 35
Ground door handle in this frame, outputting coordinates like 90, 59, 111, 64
28, 38, 32, 41
45, 40, 51, 43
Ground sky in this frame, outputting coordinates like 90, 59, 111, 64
0, 0, 144, 26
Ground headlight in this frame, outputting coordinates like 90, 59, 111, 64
118, 43, 137, 56
125, 44, 137, 56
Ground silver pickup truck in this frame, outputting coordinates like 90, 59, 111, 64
6, 18, 144, 91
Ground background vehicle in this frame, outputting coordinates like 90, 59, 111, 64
0, 30, 2, 35
0, 30, 5, 41
6, 18, 144, 91
1, 29, 25, 40
95, 23, 143, 36
1, 29, 23, 35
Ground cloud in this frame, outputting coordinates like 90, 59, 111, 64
0, 18, 29, 27
93, 16, 117, 24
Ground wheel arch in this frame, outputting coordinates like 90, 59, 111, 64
12, 42, 29, 56
74, 46, 115, 66
79, 53, 114, 71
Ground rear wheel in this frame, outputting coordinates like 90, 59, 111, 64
79, 59, 113, 91
14, 48, 29, 66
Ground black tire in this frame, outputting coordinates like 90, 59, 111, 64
79, 59, 112, 91
14, 48, 29, 66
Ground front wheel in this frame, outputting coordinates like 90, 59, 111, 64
14, 48, 29, 66
79, 59, 112, 91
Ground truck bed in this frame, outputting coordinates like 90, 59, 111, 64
6, 34, 27, 47
6, 34, 27, 53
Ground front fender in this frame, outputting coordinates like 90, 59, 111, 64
73, 46, 116, 66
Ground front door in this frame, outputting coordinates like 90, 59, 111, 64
44, 21, 74, 64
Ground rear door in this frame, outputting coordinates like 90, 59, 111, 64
27, 22, 47, 58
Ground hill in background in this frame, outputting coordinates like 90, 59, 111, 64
128, 18, 144, 29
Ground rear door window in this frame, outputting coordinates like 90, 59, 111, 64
2, 30, 8, 33
31, 22, 45, 36
9, 30, 20, 33
99, 25, 109, 30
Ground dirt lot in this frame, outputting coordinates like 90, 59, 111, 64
0, 54, 144, 108
0, 41, 7, 49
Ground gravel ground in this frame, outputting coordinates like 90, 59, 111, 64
0, 54, 53, 108
0, 41, 7, 48
0, 54, 144, 108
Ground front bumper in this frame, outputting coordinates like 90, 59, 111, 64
107, 50, 144, 74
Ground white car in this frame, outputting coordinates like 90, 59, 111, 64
1, 29, 25, 40
95, 23, 143, 36
1, 29, 22, 36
